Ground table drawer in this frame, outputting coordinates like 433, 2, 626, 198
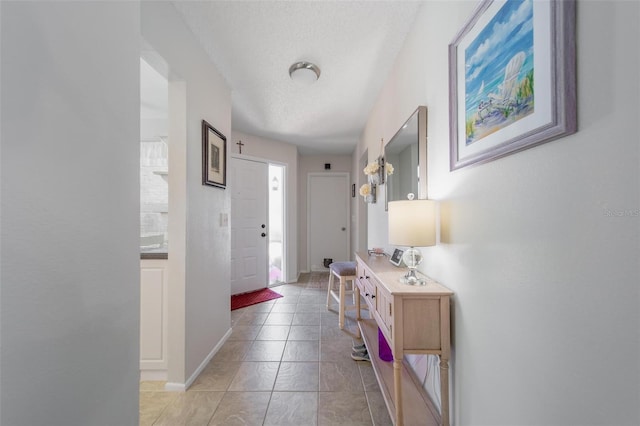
368, 275, 392, 339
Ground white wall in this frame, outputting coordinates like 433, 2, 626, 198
142, 2, 232, 386
1, 2, 140, 425
352, 150, 369, 257
358, 1, 639, 424
299, 155, 353, 271
231, 131, 299, 283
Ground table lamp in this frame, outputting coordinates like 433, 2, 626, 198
388, 198, 436, 285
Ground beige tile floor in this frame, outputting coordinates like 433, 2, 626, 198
140, 272, 392, 426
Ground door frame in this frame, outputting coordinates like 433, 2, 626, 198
307, 172, 351, 271
266, 161, 287, 286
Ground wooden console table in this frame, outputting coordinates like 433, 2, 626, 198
354, 252, 453, 426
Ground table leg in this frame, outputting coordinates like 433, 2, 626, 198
338, 278, 345, 329
355, 285, 361, 338
440, 356, 450, 426
394, 358, 403, 425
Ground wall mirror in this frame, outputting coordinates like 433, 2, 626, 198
385, 106, 427, 210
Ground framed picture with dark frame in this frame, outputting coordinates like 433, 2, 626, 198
202, 120, 227, 189
389, 248, 404, 267
449, 0, 576, 170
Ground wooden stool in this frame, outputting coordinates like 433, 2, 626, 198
326, 261, 358, 329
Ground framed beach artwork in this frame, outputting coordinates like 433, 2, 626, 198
202, 120, 227, 188
449, 0, 576, 170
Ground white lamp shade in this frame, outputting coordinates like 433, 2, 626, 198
388, 199, 436, 247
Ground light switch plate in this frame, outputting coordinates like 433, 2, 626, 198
220, 213, 229, 227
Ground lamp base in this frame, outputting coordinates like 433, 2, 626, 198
399, 247, 426, 285
398, 268, 426, 286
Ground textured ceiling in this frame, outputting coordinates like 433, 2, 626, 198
173, 1, 421, 154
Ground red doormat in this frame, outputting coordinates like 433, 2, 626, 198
231, 288, 283, 311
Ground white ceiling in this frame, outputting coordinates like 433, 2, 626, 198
172, 1, 422, 155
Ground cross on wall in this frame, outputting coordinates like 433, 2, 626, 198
236, 140, 244, 154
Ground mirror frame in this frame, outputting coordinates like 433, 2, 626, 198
384, 106, 428, 210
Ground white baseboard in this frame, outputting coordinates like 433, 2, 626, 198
164, 327, 233, 392
140, 370, 168, 382
164, 381, 186, 392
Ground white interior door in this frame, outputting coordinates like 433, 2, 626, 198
308, 173, 350, 271
230, 157, 268, 295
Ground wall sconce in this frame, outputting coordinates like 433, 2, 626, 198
388, 198, 436, 285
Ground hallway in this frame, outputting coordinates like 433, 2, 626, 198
139, 272, 392, 425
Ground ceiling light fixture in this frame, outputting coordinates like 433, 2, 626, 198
289, 61, 321, 85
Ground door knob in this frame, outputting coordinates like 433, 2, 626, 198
261, 224, 266, 228
341, 227, 346, 231
261, 232, 267, 237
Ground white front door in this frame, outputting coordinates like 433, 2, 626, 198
308, 173, 350, 271
230, 157, 268, 295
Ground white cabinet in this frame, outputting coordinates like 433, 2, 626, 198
140, 259, 168, 380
